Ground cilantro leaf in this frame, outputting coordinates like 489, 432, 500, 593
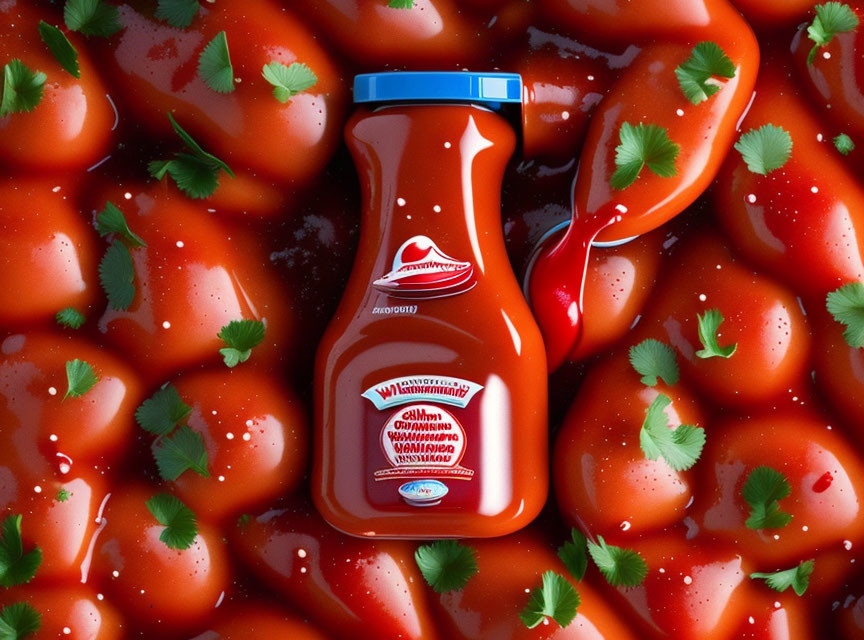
610, 122, 679, 190
0, 515, 42, 588
64, 359, 99, 400
695, 308, 737, 358
807, 2, 859, 64
153, 425, 209, 481
520, 571, 580, 629
198, 31, 234, 94
145, 493, 198, 550
0, 603, 41, 640
136, 384, 192, 436
63, 0, 122, 37
834, 133, 855, 155
218, 319, 265, 367
414, 540, 478, 593
155, 0, 200, 29
751, 560, 814, 596
99, 241, 136, 310
38, 21, 80, 78
261, 62, 318, 103
743, 466, 793, 530
388, 0, 415, 7
629, 339, 679, 386
56, 488, 71, 503
0, 60, 46, 118
675, 41, 736, 105
96, 201, 146, 247
55, 307, 86, 329
639, 394, 705, 471
558, 528, 588, 581
734, 124, 793, 175
826, 282, 864, 348
587, 536, 648, 588
149, 113, 234, 199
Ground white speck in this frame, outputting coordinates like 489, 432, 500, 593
811, 186, 819, 193
802, 525, 809, 532
112, 570, 120, 578
823, 51, 832, 60
97, 593, 104, 601
792, 396, 799, 402
63, 627, 71, 635
59, 463, 70, 474
300, 567, 307, 573
774, 601, 781, 608
716, 264, 722, 269
162, 321, 171, 329
676, 108, 685, 117
245, 419, 254, 428
242, 433, 252, 442
698, 294, 707, 302
140, 589, 145, 594
620, 520, 631, 531
226, 432, 234, 440
215, 591, 225, 609
747, 193, 757, 203
444, 142, 451, 149
817, 133, 824, 142
124, 192, 132, 200
211, 410, 217, 415
218, 475, 225, 482
587, 75, 595, 81
406, 215, 412, 220
524, 588, 531, 593
433, 205, 441, 213
683, 575, 693, 585
49, 434, 58, 442
748, 616, 755, 624
659, 568, 665, 574
48, 387, 57, 396
844, 540, 853, 550
773, 534, 780, 540
207, 208, 216, 213
561, 110, 570, 121
52, 185, 62, 193
298, 548, 308, 558
615, 203, 628, 214
176, 240, 184, 248
33, 486, 42, 494
397, 198, 406, 207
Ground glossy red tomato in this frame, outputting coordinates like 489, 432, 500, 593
0, 179, 99, 327
729, 0, 818, 27
554, 350, 705, 539
168, 368, 308, 523
693, 411, 864, 565
0, 585, 124, 640
104, 2, 347, 187
727, 587, 816, 640
92, 484, 230, 631
0, 3, 113, 170
231, 501, 440, 640
634, 233, 811, 407
431, 530, 638, 639
189, 603, 329, 640
813, 308, 864, 435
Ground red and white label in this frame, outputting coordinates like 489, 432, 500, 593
372, 235, 476, 300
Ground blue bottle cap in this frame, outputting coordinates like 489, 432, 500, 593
354, 71, 522, 109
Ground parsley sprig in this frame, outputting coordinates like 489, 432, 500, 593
610, 122, 679, 190
0, 515, 42, 587
136, 384, 192, 436
695, 308, 737, 359
807, 2, 859, 64
743, 466, 793, 530
149, 113, 235, 199
414, 540, 478, 593
388, 0, 415, 8
675, 42, 736, 105
826, 282, 864, 348
56, 307, 86, 329
558, 528, 588, 581
261, 62, 318, 104
198, 31, 235, 94
520, 571, 580, 629
64, 359, 99, 400
587, 536, 648, 588
629, 339, 679, 386
834, 133, 855, 155
38, 21, 80, 78
751, 559, 814, 596
734, 124, 792, 175
218, 319, 266, 367
0, 603, 41, 639
96, 201, 146, 248
146, 493, 198, 550
0, 60, 46, 118
155, 0, 200, 29
639, 394, 705, 472
99, 241, 136, 310
64, 0, 121, 38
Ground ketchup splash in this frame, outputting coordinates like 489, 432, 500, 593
812, 471, 834, 493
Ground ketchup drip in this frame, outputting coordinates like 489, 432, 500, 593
812, 471, 834, 493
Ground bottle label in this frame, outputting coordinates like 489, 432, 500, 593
361, 374, 484, 410
372, 235, 476, 299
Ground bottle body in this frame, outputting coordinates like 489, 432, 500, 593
313, 103, 547, 538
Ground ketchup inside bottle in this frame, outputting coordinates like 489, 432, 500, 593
313, 73, 548, 539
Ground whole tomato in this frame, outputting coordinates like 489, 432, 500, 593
0, 585, 124, 640
189, 603, 330, 640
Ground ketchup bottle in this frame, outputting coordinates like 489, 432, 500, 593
314, 72, 548, 539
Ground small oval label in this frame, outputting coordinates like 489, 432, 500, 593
398, 480, 449, 507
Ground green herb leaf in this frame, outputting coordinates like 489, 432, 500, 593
587, 536, 648, 588
0, 603, 41, 640
414, 540, 478, 593
135, 384, 192, 436
99, 241, 136, 310
146, 493, 198, 550
558, 528, 588, 581
56, 488, 71, 503
0, 515, 42, 588
834, 133, 855, 155
155, 0, 199, 28
198, 31, 234, 94
629, 339, 679, 386
96, 201, 146, 248
807, 2, 859, 64
38, 21, 80, 78
64, 0, 122, 37
826, 282, 864, 348
55, 307, 86, 329
675, 41, 736, 105
751, 560, 814, 596
639, 394, 705, 472
236, 514, 251, 528
734, 124, 793, 175
149, 113, 234, 199
218, 319, 265, 367
520, 571, 580, 629
610, 122, 680, 190
743, 466, 793, 530
695, 308, 738, 358
0, 60, 46, 118
261, 62, 317, 103
64, 359, 99, 400
153, 425, 209, 481
388, 0, 415, 7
